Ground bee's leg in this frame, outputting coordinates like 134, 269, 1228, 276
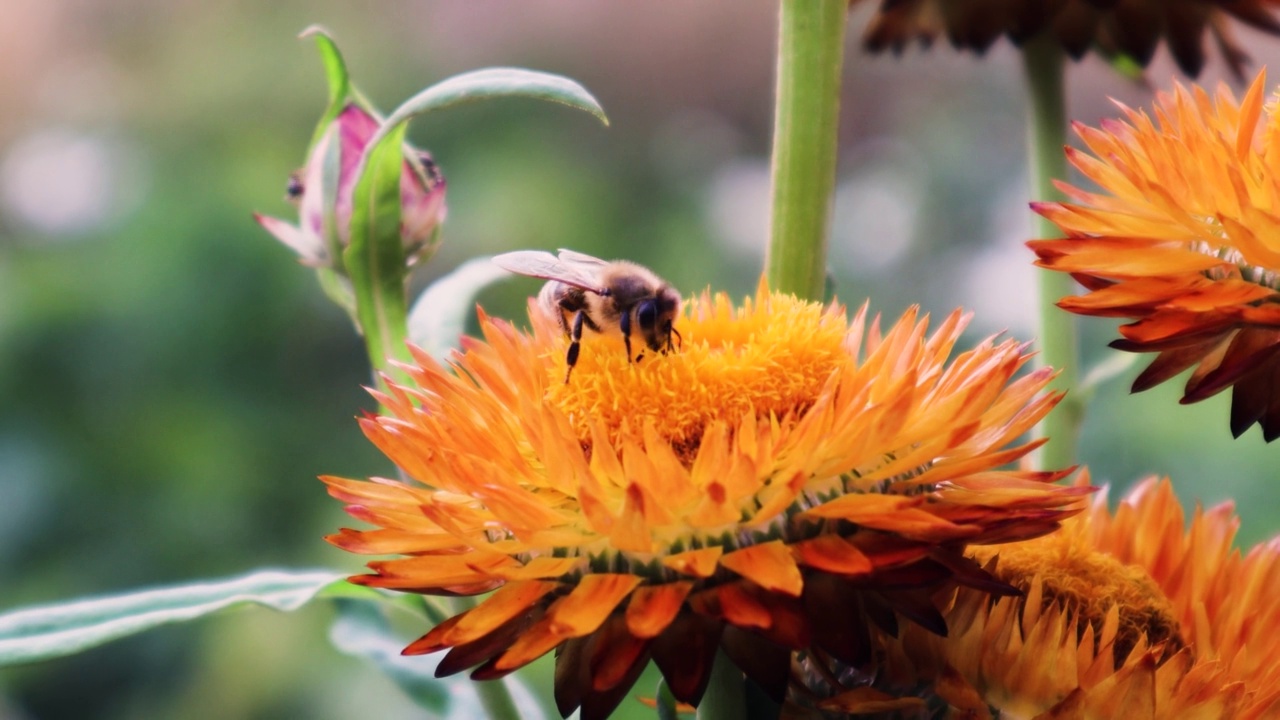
564, 310, 585, 383
668, 326, 683, 354
619, 308, 635, 363
555, 308, 571, 337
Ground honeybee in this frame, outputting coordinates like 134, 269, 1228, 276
493, 249, 683, 382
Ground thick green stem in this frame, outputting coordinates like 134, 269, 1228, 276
766, 0, 847, 301
697, 648, 746, 720
1023, 35, 1081, 470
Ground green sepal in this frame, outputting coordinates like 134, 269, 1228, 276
299, 25, 355, 152
344, 122, 412, 388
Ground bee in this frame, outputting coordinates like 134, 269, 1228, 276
493, 249, 683, 382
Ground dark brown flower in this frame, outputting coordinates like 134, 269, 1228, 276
861, 0, 1280, 78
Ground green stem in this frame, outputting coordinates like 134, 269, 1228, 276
445, 596, 520, 719
766, 0, 847, 301
697, 648, 746, 720
1023, 35, 1081, 470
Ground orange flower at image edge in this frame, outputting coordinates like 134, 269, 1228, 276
323, 283, 1088, 719
1032, 69, 1280, 441
878, 475, 1280, 718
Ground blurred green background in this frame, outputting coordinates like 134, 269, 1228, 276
1, 1, 1278, 718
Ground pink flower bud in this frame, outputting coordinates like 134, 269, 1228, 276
255, 104, 447, 269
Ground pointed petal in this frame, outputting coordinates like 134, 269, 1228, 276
719, 541, 804, 596
625, 581, 693, 639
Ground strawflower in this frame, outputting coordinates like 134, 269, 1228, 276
323, 282, 1087, 719
860, 0, 1280, 78
254, 103, 446, 269
877, 475, 1280, 718
1031, 69, 1280, 440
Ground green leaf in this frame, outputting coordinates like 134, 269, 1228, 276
344, 122, 413, 390
0, 569, 342, 666
382, 67, 609, 132
407, 256, 509, 362
329, 600, 547, 718
299, 25, 354, 151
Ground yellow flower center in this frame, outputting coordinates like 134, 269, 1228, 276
975, 536, 1184, 665
546, 291, 851, 461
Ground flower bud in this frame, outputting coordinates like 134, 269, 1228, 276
255, 103, 447, 270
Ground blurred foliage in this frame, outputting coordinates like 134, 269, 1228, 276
2, 1, 1279, 718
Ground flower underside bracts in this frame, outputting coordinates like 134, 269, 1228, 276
860, 0, 1280, 79
875, 475, 1280, 719
323, 283, 1088, 719
1030, 69, 1280, 441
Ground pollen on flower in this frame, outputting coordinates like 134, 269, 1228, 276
545, 289, 852, 460
973, 533, 1183, 664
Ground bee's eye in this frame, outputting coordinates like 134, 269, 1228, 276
637, 301, 657, 329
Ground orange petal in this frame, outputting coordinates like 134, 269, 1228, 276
719, 541, 804, 596
662, 546, 724, 578
360, 552, 519, 588
714, 582, 772, 630
488, 555, 585, 581
325, 527, 463, 554
546, 573, 643, 637
803, 493, 917, 521
492, 618, 566, 672
625, 582, 694, 639
440, 580, 560, 647
791, 534, 873, 576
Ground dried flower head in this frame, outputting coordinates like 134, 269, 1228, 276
324, 283, 1086, 719
860, 0, 1280, 78
877, 475, 1280, 718
1031, 70, 1280, 440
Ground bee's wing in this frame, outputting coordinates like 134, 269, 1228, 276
492, 250, 605, 293
555, 248, 611, 268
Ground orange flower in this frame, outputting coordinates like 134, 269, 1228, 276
1031, 69, 1280, 441
860, 0, 1280, 78
878, 475, 1280, 718
323, 282, 1086, 719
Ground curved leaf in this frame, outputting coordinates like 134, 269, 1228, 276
381, 67, 609, 138
408, 256, 510, 362
0, 569, 343, 666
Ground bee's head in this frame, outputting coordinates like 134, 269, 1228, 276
637, 287, 682, 352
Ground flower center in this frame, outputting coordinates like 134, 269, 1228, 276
545, 291, 852, 462
975, 537, 1184, 665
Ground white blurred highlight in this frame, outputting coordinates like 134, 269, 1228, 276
0, 128, 141, 239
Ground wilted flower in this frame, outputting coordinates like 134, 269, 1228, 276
323, 282, 1087, 719
860, 0, 1280, 78
1031, 70, 1280, 440
877, 475, 1280, 718
254, 104, 446, 269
